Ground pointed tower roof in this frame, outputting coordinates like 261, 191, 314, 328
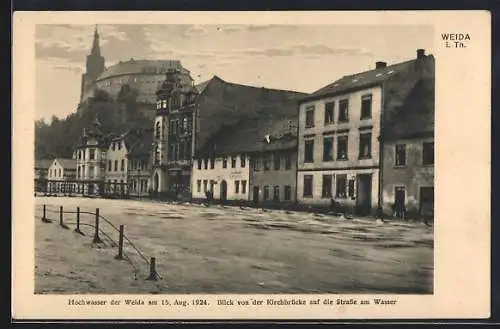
91, 25, 101, 56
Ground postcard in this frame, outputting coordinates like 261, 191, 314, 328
12, 10, 491, 320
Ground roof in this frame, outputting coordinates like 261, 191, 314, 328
384, 77, 435, 140
35, 159, 53, 170
128, 128, 154, 157
96, 59, 186, 81
194, 79, 211, 94
198, 116, 298, 156
195, 76, 307, 154
110, 129, 145, 150
300, 55, 435, 103
53, 158, 77, 168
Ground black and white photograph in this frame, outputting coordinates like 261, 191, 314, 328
13, 11, 490, 320
33, 23, 435, 295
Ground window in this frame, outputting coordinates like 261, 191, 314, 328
303, 175, 313, 197
263, 186, 270, 200
203, 158, 208, 170
422, 142, 434, 165
108, 160, 112, 171
273, 186, 280, 201
197, 159, 202, 170
196, 180, 201, 193
162, 100, 167, 109
336, 174, 347, 198
241, 155, 246, 168
348, 179, 355, 198
324, 102, 334, 124
155, 145, 160, 165
359, 132, 372, 159
305, 106, 315, 128
253, 158, 261, 171
118, 142, 122, 150
361, 94, 372, 119
58, 169, 61, 177
155, 121, 161, 139
241, 180, 247, 194
263, 155, 271, 171
169, 121, 174, 136
77, 167, 81, 178
182, 117, 188, 133
322, 175, 332, 198
203, 180, 208, 192
274, 153, 281, 170
323, 137, 334, 161
284, 154, 292, 170
89, 149, 95, 160
231, 156, 237, 168
114, 160, 118, 171
112, 143, 115, 151
337, 136, 348, 160
157, 100, 161, 109
304, 140, 314, 163
339, 99, 349, 122
284, 185, 292, 201
120, 159, 124, 171
235, 180, 240, 194
210, 157, 215, 169
395, 144, 406, 166
222, 157, 227, 168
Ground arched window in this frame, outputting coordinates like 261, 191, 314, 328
155, 121, 161, 139
155, 145, 160, 165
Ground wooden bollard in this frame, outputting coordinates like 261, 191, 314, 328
147, 257, 158, 281
115, 224, 124, 260
92, 208, 102, 243
59, 206, 69, 229
74, 207, 84, 235
41, 204, 51, 223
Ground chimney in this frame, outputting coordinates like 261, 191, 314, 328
417, 48, 426, 59
375, 61, 387, 69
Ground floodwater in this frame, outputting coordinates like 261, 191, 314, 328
35, 197, 433, 294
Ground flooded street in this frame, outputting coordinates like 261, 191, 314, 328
35, 197, 433, 294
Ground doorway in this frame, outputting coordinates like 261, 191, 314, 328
419, 186, 434, 219
154, 172, 159, 192
356, 173, 372, 216
220, 180, 227, 201
394, 186, 406, 218
253, 186, 260, 203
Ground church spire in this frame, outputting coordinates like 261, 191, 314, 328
91, 25, 101, 56
85, 24, 105, 82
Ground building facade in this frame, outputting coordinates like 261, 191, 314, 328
381, 74, 435, 220
297, 49, 435, 216
127, 128, 153, 198
104, 135, 130, 197
47, 158, 77, 194
191, 154, 250, 201
151, 69, 198, 199
74, 118, 108, 196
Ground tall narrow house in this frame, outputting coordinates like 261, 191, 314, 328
296, 49, 435, 216
151, 69, 198, 199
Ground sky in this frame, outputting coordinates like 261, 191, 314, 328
35, 24, 434, 122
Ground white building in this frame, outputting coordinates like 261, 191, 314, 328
191, 154, 250, 201
47, 158, 77, 193
75, 118, 107, 195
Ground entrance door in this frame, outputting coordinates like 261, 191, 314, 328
220, 180, 228, 201
420, 186, 434, 219
356, 174, 372, 216
394, 186, 406, 218
253, 186, 260, 203
154, 173, 159, 192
